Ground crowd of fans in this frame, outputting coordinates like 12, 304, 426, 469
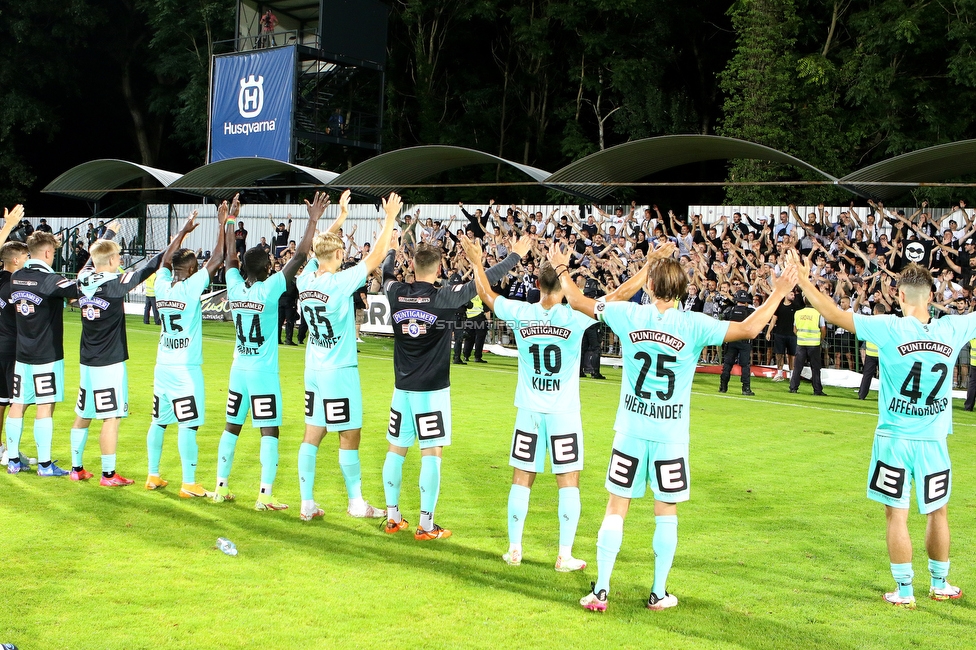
50, 198, 976, 386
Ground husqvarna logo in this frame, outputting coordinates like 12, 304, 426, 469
239, 75, 264, 118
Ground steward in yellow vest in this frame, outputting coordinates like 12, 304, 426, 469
789, 295, 826, 395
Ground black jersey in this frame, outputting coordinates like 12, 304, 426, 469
77, 255, 162, 367
0, 270, 17, 359
382, 251, 520, 391
10, 260, 79, 364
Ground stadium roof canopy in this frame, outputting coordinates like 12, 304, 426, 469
42, 159, 183, 201
167, 157, 339, 199
837, 139, 976, 201
544, 135, 839, 200
329, 145, 552, 199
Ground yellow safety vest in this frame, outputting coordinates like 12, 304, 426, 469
145, 273, 156, 297
970, 338, 976, 366
466, 295, 483, 319
794, 307, 821, 346
865, 340, 878, 358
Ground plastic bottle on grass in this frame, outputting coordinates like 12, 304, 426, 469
216, 537, 238, 556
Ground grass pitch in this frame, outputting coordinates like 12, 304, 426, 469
4, 316, 976, 649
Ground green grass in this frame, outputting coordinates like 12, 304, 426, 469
5, 315, 976, 649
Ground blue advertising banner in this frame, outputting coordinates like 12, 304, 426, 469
209, 46, 296, 163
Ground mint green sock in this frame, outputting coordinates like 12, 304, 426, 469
338, 448, 362, 499
557, 487, 581, 549
101, 453, 117, 475
298, 442, 318, 501
71, 427, 90, 469
419, 455, 442, 524
595, 515, 624, 594
34, 417, 53, 464
929, 559, 949, 590
507, 484, 530, 546
652, 515, 678, 598
177, 426, 197, 483
146, 424, 164, 474
382, 452, 405, 512
259, 436, 279, 486
5, 416, 22, 459
891, 562, 914, 598
216, 431, 238, 481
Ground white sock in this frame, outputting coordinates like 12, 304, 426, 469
216, 477, 228, 488
508, 543, 522, 554
387, 504, 402, 523
420, 510, 434, 531
348, 496, 366, 511
259, 482, 273, 498
301, 499, 316, 512
559, 544, 573, 558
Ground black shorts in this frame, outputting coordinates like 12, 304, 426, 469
832, 332, 855, 352
0, 356, 15, 404
773, 333, 796, 356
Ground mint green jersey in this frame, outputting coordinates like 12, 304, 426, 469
598, 301, 728, 442
154, 267, 210, 367
297, 259, 367, 370
226, 268, 286, 371
492, 296, 595, 413
853, 313, 976, 440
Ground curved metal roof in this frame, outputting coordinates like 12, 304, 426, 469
168, 157, 339, 199
42, 159, 182, 200
329, 145, 551, 198
545, 135, 838, 200
837, 140, 976, 200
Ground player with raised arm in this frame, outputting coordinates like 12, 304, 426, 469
787, 249, 968, 608
554, 247, 796, 612
0, 205, 30, 464
460, 235, 677, 570
68, 223, 169, 485
145, 202, 228, 496
5, 231, 81, 476
381, 234, 532, 540
212, 191, 325, 510
295, 190, 400, 522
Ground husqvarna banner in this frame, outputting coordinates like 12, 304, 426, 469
209, 45, 296, 163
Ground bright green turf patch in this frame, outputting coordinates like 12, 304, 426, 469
4, 315, 976, 649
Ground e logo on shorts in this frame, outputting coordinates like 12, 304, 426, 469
251, 395, 278, 420
551, 433, 579, 465
304, 391, 314, 418
226, 390, 243, 418
607, 448, 639, 489
12, 373, 21, 399
870, 461, 905, 498
924, 470, 950, 504
78, 388, 88, 412
388, 409, 402, 438
416, 412, 445, 441
324, 399, 350, 425
512, 430, 537, 463
93, 388, 118, 413
654, 458, 687, 493
173, 396, 199, 422
34, 372, 56, 398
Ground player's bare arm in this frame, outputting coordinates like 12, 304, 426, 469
363, 192, 402, 272
0, 204, 24, 243
205, 201, 230, 276
725, 264, 798, 342
326, 188, 351, 235
549, 241, 599, 316
786, 248, 856, 334
605, 242, 676, 302
161, 211, 201, 271
282, 191, 328, 281
224, 194, 241, 270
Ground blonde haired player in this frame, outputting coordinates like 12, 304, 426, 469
295, 190, 401, 521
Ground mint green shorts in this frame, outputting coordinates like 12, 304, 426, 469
867, 435, 951, 514
387, 388, 452, 449
13, 360, 64, 406
76, 362, 128, 419
304, 366, 363, 431
226, 368, 282, 428
604, 432, 690, 503
153, 364, 205, 427
509, 408, 583, 474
